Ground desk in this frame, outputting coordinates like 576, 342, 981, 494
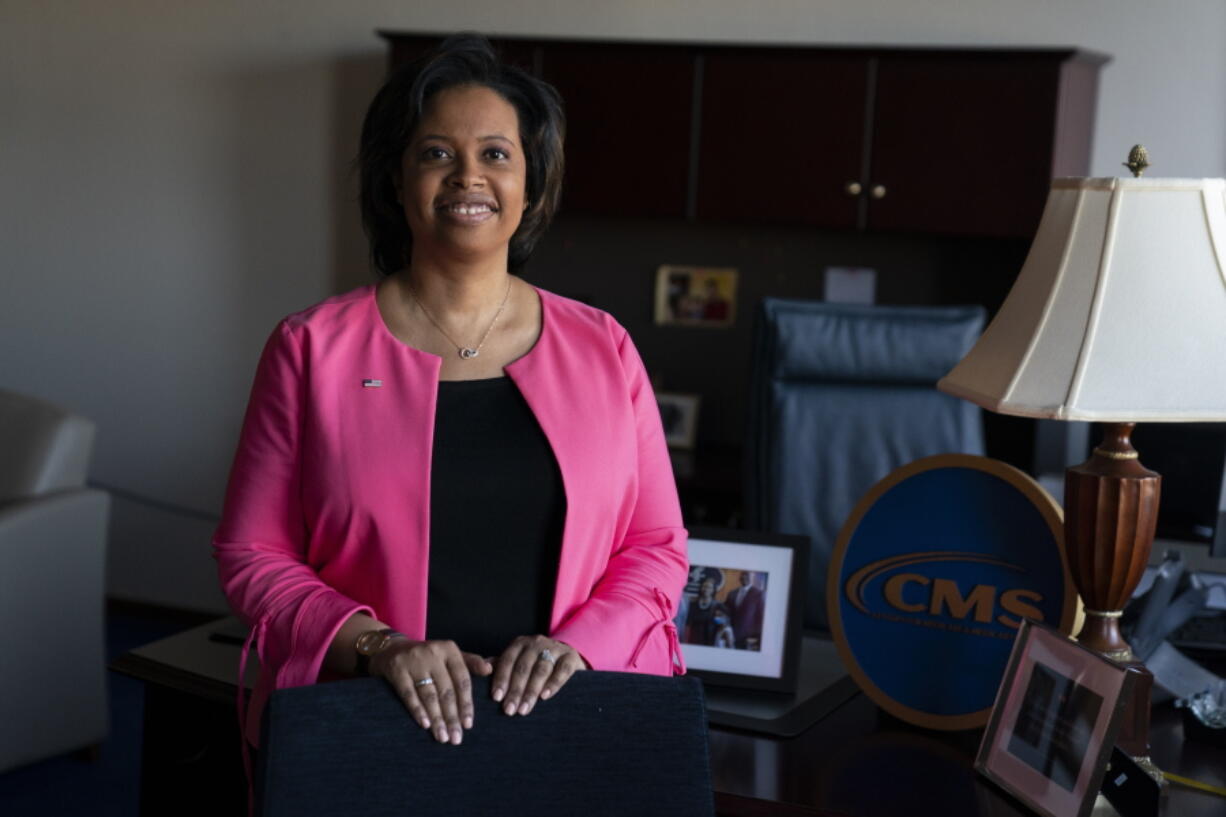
113, 618, 1226, 817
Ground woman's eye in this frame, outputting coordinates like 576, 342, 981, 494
484, 148, 510, 161
422, 146, 450, 161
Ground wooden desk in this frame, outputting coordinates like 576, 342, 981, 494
113, 619, 1226, 817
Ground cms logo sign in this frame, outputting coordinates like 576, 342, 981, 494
843, 551, 1044, 630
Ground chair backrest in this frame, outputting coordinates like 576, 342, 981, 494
256, 672, 714, 817
0, 389, 95, 500
746, 299, 986, 632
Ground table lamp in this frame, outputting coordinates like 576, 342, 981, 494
936, 147, 1226, 773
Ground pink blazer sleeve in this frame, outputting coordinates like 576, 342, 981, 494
212, 321, 373, 689
549, 325, 689, 674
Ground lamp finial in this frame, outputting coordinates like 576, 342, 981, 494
1124, 145, 1150, 177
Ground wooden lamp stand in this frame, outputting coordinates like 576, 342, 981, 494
1063, 422, 1163, 776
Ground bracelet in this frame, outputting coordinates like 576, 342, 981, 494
354, 628, 406, 676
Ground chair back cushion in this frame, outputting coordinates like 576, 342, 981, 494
0, 390, 95, 499
747, 300, 986, 631
257, 672, 714, 817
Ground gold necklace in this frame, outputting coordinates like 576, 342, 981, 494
406, 277, 512, 360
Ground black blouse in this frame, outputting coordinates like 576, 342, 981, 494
425, 377, 566, 658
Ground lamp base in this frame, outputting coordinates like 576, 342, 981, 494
1064, 422, 1161, 757
1114, 658, 1159, 762
1133, 755, 1168, 788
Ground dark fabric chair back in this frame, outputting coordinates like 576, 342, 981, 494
746, 299, 987, 632
256, 672, 713, 817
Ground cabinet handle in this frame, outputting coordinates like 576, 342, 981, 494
845, 181, 863, 196
870, 184, 887, 200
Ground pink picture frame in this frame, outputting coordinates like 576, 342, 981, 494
976, 619, 1137, 817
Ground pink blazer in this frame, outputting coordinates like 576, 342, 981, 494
213, 285, 688, 743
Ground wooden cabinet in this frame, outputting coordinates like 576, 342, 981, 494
386, 35, 536, 75
540, 43, 695, 218
866, 52, 1092, 237
696, 48, 1105, 238
381, 33, 1107, 239
696, 50, 869, 229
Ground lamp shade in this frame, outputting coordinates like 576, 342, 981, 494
938, 177, 1226, 421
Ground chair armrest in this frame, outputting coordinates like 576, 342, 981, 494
0, 488, 110, 555
0, 486, 111, 633
0, 485, 110, 611
0, 488, 111, 771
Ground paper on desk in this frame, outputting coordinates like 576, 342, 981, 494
1149, 640, 1224, 701
1134, 567, 1226, 611
824, 267, 876, 304
1204, 574, 1226, 611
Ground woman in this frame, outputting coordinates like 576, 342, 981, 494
213, 35, 688, 750
684, 577, 729, 647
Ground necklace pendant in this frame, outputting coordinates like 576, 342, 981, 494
459, 348, 479, 360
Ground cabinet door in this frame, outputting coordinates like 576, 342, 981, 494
868, 55, 1061, 238
388, 35, 539, 75
696, 51, 869, 228
540, 44, 695, 218
386, 35, 437, 68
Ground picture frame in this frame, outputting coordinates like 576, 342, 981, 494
676, 527, 807, 693
656, 392, 700, 449
654, 265, 738, 328
976, 619, 1138, 817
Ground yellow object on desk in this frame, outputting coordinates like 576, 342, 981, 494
1162, 771, 1226, 798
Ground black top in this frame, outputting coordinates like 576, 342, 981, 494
426, 377, 566, 658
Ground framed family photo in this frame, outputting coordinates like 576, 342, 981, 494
675, 527, 807, 693
654, 265, 738, 328
976, 620, 1137, 817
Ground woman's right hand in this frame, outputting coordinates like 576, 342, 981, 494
369, 638, 493, 745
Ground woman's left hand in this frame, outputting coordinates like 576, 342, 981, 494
491, 635, 588, 716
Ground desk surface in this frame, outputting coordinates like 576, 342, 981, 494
112, 618, 1226, 817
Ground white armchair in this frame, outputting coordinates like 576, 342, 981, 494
0, 389, 110, 772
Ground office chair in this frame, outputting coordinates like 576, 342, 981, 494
256, 672, 714, 817
746, 299, 986, 632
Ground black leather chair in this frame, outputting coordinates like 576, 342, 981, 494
256, 672, 713, 817
746, 299, 987, 632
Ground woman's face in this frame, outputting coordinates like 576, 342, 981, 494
699, 578, 715, 599
398, 84, 527, 265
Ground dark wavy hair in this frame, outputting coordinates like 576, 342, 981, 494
358, 34, 565, 275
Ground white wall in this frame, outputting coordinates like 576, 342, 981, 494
3, 0, 1223, 613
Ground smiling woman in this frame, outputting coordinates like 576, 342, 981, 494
398, 85, 528, 279
359, 36, 564, 278
211, 34, 688, 756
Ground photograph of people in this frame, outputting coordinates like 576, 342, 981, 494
212, 34, 688, 753
711, 610, 737, 649
654, 266, 737, 327
725, 571, 765, 650
683, 577, 731, 647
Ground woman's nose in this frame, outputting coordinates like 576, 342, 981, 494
447, 154, 483, 188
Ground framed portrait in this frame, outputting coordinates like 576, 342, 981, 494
654, 265, 738, 328
656, 392, 700, 449
976, 619, 1138, 817
675, 527, 807, 693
